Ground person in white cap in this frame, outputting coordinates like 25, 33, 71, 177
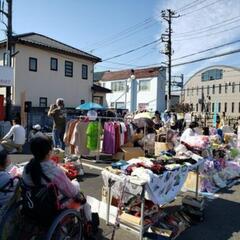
48, 98, 66, 149
29, 124, 45, 140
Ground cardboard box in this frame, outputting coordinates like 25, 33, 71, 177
120, 212, 141, 225
123, 142, 134, 148
154, 142, 170, 156
112, 152, 124, 160
183, 172, 202, 192
121, 147, 145, 160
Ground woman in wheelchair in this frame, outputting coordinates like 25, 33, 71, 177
22, 137, 92, 226
0, 149, 16, 208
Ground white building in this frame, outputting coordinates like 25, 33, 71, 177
183, 65, 240, 117
0, 32, 101, 109
95, 67, 167, 112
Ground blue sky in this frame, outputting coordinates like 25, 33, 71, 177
1, 0, 240, 82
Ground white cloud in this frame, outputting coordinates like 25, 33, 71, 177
155, 0, 240, 79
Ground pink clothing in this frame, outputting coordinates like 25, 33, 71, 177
102, 122, 116, 154
22, 160, 78, 198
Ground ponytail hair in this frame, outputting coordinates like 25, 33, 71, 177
26, 137, 52, 186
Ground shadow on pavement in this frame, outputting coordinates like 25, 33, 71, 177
177, 197, 240, 240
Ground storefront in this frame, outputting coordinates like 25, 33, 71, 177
0, 66, 13, 120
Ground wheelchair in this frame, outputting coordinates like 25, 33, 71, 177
0, 177, 95, 240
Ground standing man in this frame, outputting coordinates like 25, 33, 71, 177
48, 98, 66, 149
1, 118, 26, 153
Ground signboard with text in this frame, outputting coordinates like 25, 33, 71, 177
0, 66, 13, 86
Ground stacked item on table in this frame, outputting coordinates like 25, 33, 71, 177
102, 152, 204, 206
120, 196, 160, 226
200, 146, 240, 193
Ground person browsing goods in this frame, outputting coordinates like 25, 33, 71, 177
48, 98, 66, 149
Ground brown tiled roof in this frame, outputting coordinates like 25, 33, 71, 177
100, 67, 162, 81
0, 32, 101, 62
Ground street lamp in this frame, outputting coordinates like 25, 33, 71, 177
125, 69, 135, 111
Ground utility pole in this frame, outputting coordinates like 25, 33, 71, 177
6, 0, 12, 121
161, 9, 179, 111
0, 0, 12, 121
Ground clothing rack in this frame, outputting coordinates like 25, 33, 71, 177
74, 115, 125, 163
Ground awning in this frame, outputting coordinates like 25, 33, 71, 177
91, 84, 112, 93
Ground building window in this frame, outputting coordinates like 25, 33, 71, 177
139, 80, 150, 91
219, 84, 221, 94
212, 84, 215, 94
111, 81, 126, 92
239, 102, 240, 113
82, 64, 88, 80
110, 102, 115, 108
29, 57, 37, 72
39, 97, 47, 107
116, 102, 125, 109
218, 102, 221, 113
239, 82, 240, 92
196, 103, 198, 112
50, 57, 58, 71
93, 96, 103, 105
65, 61, 73, 77
207, 85, 209, 95
232, 82, 235, 93
225, 83, 228, 93
212, 103, 214, 113
201, 86, 204, 96
224, 102, 227, 113
201, 69, 223, 81
232, 102, 235, 113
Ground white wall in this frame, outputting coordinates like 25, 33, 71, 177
183, 66, 240, 117
103, 77, 159, 111
14, 44, 94, 107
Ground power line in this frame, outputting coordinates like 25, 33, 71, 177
102, 38, 161, 61
83, 17, 156, 50
172, 39, 240, 61
174, 23, 240, 41
89, 21, 159, 51
172, 48, 240, 67
180, 0, 225, 17
176, 0, 208, 13
173, 15, 240, 37
103, 61, 140, 68
103, 48, 157, 68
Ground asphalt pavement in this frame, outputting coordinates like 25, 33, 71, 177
10, 154, 240, 240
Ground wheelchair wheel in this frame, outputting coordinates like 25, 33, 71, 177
0, 201, 23, 240
45, 209, 83, 240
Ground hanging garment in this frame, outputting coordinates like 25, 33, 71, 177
64, 120, 78, 145
119, 122, 127, 146
86, 122, 102, 151
115, 123, 121, 153
70, 121, 89, 155
102, 122, 115, 154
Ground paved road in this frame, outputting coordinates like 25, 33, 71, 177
10, 154, 240, 240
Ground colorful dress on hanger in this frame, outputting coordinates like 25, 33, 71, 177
86, 122, 102, 151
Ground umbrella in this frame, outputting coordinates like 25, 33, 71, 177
133, 117, 154, 128
76, 102, 103, 110
134, 112, 154, 120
